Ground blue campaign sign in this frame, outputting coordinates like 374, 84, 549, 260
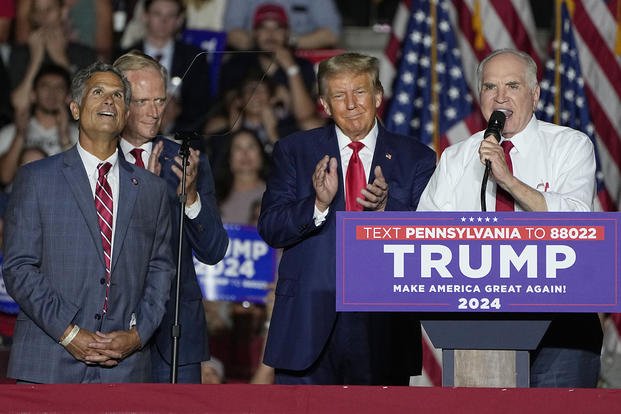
336, 211, 621, 313
195, 224, 277, 304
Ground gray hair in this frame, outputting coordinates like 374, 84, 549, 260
317, 52, 384, 97
71, 61, 132, 107
113, 50, 169, 92
476, 49, 538, 93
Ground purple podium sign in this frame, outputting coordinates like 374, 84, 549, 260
336, 211, 621, 312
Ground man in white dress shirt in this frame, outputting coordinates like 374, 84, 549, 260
417, 48, 602, 387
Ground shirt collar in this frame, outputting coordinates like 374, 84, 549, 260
144, 40, 174, 62
501, 114, 538, 156
77, 140, 119, 176
119, 137, 153, 159
336, 120, 378, 153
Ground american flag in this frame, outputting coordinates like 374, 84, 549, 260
385, 0, 474, 152
382, 0, 543, 386
536, 0, 621, 388
382, 0, 543, 155
567, 0, 621, 213
536, 0, 617, 212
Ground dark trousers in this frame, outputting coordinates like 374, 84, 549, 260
275, 312, 417, 385
530, 347, 600, 387
530, 313, 602, 388
275, 312, 372, 385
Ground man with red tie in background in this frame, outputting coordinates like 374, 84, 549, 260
258, 52, 436, 385
417, 49, 603, 387
3, 62, 174, 383
114, 51, 228, 383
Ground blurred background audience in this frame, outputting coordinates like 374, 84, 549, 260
0, 64, 76, 188
120, 0, 212, 132
214, 128, 269, 224
10, 0, 97, 115
223, 0, 342, 51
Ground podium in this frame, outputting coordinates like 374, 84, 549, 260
421, 315, 550, 387
336, 211, 621, 388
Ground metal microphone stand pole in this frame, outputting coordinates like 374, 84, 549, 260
170, 136, 191, 384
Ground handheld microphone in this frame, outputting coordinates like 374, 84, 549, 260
481, 110, 506, 211
483, 110, 506, 170
484, 110, 507, 143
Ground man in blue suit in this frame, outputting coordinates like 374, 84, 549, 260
3, 62, 175, 383
258, 53, 437, 385
114, 51, 228, 383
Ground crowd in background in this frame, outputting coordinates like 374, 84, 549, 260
0, 0, 374, 384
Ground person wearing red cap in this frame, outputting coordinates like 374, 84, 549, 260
253, 3, 289, 28
223, 1, 342, 51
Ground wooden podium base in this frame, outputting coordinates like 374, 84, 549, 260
443, 349, 530, 387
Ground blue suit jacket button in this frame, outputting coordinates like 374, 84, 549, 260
94, 314, 101, 320
100, 278, 106, 285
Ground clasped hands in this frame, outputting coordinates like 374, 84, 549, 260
62, 325, 142, 367
313, 155, 388, 212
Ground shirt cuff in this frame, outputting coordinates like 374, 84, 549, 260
185, 193, 201, 219
313, 204, 329, 226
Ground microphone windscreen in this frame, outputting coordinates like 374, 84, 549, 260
484, 110, 506, 142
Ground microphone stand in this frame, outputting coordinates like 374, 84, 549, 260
170, 135, 191, 384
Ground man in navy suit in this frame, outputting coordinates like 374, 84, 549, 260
114, 51, 228, 383
258, 53, 436, 385
3, 62, 175, 383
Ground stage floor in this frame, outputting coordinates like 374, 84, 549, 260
1, 383, 620, 413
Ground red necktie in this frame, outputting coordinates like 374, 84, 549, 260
346, 142, 366, 211
495, 140, 514, 211
130, 148, 145, 168
95, 162, 114, 313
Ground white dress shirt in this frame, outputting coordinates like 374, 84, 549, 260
417, 115, 596, 212
77, 142, 120, 253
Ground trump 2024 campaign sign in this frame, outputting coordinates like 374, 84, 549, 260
195, 224, 276, 304
336, 212, 621, 313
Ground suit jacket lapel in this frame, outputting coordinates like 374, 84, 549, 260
62, 147, 106, 266
370, 124, 395, 184
111, 159, 139, 272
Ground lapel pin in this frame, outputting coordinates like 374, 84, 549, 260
385, 153, 392, 160
131, 178, 139, 186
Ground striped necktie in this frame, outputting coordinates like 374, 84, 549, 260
95, 162, 114, 313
